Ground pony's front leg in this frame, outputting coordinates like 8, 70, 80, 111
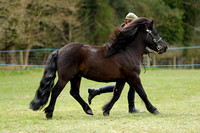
128, 76, 160, 114
102, 81, 125, 116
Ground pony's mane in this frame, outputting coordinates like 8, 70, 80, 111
105, 17, 150, 57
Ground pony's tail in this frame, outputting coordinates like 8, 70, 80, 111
30, 49, 59, 111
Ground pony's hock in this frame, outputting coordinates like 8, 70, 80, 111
30, 17, 167, 118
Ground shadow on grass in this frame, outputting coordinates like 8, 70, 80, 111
32, 110, 199, 121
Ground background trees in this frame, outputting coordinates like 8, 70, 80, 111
0, 0, 79, 65
0, 0, 199, 65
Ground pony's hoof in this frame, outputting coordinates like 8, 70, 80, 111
103, 111, 109, 116
86, 109, 94, 115
153, 109, 160, 114
46, 113, 53, 119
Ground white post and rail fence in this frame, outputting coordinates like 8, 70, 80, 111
0, 46, 200, 69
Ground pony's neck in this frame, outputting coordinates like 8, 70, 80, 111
128, 32, 146, 61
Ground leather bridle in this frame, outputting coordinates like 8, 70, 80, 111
146, 29, 162, 51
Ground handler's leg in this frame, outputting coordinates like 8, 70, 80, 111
128, 86, 145, 113
88, 85, 114, 104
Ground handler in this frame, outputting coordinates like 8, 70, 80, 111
88, 12, 145, 113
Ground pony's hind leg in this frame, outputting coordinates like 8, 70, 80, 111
44, 79, 67, 119
70, 75, 93, 115
102, 81, 125, 116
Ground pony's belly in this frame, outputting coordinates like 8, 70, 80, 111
82, 69, 120, 82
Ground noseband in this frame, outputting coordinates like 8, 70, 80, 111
146, 29, 162, 51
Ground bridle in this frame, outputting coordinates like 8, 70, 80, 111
141, 28, 162, 72
146, 29, 162, 51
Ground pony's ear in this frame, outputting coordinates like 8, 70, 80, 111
149, 19, 154, 29
138, 22, 146, 30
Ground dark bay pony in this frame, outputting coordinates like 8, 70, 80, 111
30, 17, 167, 119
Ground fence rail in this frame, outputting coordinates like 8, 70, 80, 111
0, 46, 200, 69
1, 46, 200, 52
168, 46, 200, 50
0, 49, 57, 53
1, 64, 200, 68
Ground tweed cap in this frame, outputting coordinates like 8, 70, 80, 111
125, 12, 138, 21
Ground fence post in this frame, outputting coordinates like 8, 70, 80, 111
173, 56, 176, 69
153, 55, 156, 66
191, 57, 194, 69
19, 51, 23, 65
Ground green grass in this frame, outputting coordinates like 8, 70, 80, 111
0, 68, 200, 133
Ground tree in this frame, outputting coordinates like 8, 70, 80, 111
0, 0, 199, 68
108, 0, 129, 25
126, 0, 184, 45
163, 0, 200, 56
77, 0, 114, 45
0, 0, 21, 64
0, 0, 79, 67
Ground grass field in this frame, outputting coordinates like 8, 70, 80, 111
0, 68, 200, 133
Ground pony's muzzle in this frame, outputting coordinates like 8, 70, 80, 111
157, 44, 168, 54
157, 45, 162, 51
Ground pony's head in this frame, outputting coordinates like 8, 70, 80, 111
143, 19, 168, 54
105, 18, 167, 57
